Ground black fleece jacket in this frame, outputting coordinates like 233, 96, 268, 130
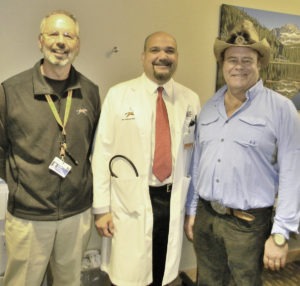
0, 60, 101, 220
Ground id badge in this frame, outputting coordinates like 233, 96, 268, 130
183, 132, 194, 149
49, 157, 72, 178
183, 120, 196, 149
183, 106, 196, 149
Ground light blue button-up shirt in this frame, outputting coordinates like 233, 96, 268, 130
186, 80, 300, 238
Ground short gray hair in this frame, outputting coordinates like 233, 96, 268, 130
40, 10, 79, 36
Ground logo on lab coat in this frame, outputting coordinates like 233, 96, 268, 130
122, 109, 135, 120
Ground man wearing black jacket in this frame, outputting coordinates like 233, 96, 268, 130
0, 10, 100, 286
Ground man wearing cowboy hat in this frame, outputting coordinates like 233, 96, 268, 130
185, 20, 300, 285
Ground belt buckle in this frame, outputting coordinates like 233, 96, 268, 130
210, 201, 227, 215
166, 183, 172, 192
236, 211, 256, 222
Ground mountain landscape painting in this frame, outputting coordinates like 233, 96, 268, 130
216, 4, 300, 99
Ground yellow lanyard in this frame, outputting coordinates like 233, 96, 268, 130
45, 90, 72, 135
45, 90, 72, 159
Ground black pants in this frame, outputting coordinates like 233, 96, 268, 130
194, 199, 273, 286
149, 186, 171, 286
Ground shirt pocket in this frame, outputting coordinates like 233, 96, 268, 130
198, 115, 220, 145
233, 116, 266, 147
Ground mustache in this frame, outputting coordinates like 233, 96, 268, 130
152, 59, 172, 66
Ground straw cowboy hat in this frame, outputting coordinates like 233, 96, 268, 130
213, 20, 271, 67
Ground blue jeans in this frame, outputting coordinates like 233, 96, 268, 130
193, 199, 272, 286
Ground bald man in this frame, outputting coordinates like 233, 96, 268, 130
92, 31, 200, 286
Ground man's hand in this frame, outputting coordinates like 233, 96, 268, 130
263, 235, 289, 271
94, 213, 114, 237
184, 215, 195, 241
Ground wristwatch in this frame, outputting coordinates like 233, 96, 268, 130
272, 233, 287, 247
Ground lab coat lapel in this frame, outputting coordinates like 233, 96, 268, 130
173, 92, 188, 155
130, 83, 153, 169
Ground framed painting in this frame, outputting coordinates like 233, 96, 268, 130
216, 4, 300, 99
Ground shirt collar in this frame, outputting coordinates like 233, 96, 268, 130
215, 79, 264, 103
141, 73, 174, 99
33, 59, 81, 98
245, 79, 263, 101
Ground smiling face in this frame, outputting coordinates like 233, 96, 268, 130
142, 32, 178, 85
223, 46, 261, 94
39, 13, 80, 67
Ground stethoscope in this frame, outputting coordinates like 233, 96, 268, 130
109, 155, 139, 178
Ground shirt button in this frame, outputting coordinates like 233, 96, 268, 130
216, 179, 219, 183
221, 138, 224, 142
217, 159, 221, 163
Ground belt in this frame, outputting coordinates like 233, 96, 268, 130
149, 183, 172, 192
201, 199, 256, 222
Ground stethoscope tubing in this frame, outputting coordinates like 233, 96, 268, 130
109, 155, 139, 178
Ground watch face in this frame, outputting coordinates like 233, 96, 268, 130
273, 234, 286, 246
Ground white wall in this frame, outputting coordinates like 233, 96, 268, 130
1, 0, 299, 105
1, 0, 300, 272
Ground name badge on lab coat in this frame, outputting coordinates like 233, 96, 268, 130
183, 106, 196, 149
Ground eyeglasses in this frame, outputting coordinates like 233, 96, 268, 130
41, 32, 78, 42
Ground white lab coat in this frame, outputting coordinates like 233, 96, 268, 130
92, 74, 200, 286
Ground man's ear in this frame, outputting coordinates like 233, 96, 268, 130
38, 35, 43, 52
257, 55, 263, 70
75, 38, 80, 56
257, 62, 261, 71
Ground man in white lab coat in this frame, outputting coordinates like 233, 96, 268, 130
92, 31, 200, 286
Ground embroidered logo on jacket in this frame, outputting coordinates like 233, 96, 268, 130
76, 108, 88, 116
122, 109, 135, 120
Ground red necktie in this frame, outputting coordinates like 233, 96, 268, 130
152, 87, 172, 182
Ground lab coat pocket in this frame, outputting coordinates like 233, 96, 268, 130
111, 176, 144, 215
